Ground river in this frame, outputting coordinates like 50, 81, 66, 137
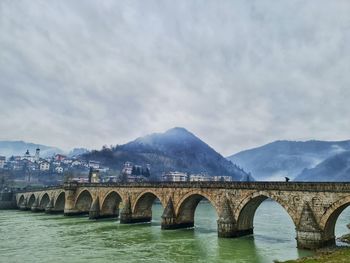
1, 201, 349, 263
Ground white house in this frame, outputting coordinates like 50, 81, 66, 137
55, 166, 64, 174
88, 160, 100, 169
189, 174, 212, 182
62, 159, 73, 165
72, 177, 89, 183
213, 176, 233, 182
0, 156, 6, 168
162, 171, 188, 182
122, 162, 133, 175
39, 161, 50, 171
71, 160, 82, 166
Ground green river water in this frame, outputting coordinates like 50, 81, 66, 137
1, 201, 349, 263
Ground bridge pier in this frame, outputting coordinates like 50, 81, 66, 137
19, 198, 29, 210
120, 197, 132, 223
119, 197, 151, 224
160, 197, 196, 229
89, 197, 100, 219
162, 221, 194, 229
45, 198, 55, 213
217, 199, 244, 238
161, 198, 193, 229
63, 182, 83, 216
45, 199, 64, 214
121, 216, 152, 224
296, 229, 334, 250
295, 203, 334, 250
98, 209, 120, 219
31, 198, 41, 212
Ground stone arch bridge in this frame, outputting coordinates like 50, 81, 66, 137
15, 181, 350, 250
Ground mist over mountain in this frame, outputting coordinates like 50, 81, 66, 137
0, 140, 64, 158
68, 148, 89, 157
227, 140, 350, 181
294, 151, 350, 182
83, 127, 251, 180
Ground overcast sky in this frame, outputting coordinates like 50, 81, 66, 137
1, 0, 350, 155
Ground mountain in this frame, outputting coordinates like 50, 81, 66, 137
227, 140, 350, 181
83, 127, 251, 180
68, 148, 89, 157
294, 151, 350, 182
0, 140, 64, 158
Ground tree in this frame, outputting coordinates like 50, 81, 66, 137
142, 168, 151, 177
0, 175, 5, 188
131, 166, 137, 175
63, 171, 74, 183
119, 172, 128, 183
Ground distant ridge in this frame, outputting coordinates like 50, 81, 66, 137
0, 140, 64, 158
227, 140, 350, 181
295, 150, 350, 182
83, 127, 251, 181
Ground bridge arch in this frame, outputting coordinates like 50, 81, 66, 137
54, 191, 65, 211
74, 189, 93, 214
100, 191, 123, 218
175, 191, 219, 228
236, 191, 298, 233
27, 194, 36, 208
132, 191, 164, 221
39, 193, 50, 210
18, 195, 25, 207
320, 195, 350, 241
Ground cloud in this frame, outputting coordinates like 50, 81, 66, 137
0, 0, 350, 155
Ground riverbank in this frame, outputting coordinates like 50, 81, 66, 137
278, 247, 350, 263
0, 190, 16, 209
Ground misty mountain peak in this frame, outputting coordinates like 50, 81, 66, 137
132, 127, 199, 147
165, 127, 192, 135
84, 128, 250, 180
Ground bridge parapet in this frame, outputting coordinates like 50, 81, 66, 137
62, 181, 350, 192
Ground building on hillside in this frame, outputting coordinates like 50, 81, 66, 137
62, 159, 73, 165
52, 161, 61, 166
22, 150, 36, 163
106, 176, 118, 183
88, 160, 100, 169
162, 171, 188, 182
0, 156, 5, 169
55, 166, 64, 174
55, 154, 66, 162
35, 148, 40, 162
212, 176, 233, 182
39, 161, 50, 171
71, 160, 82, 166
88, 168, 100, 183
189, 174, 212, 182
96, 167, 109, 173
122, 162, 133, 175
120, 162, 151, 182
72, 177, 89, 183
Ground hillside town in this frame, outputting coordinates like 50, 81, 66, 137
0, 148, 106, 186
0, 149, 234, 187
